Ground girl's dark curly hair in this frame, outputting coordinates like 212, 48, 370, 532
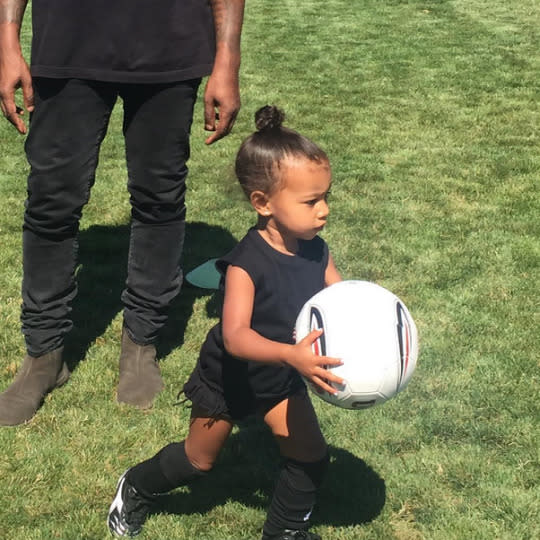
235, 105, 328, 198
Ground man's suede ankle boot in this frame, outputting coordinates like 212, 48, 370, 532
117, 329, 164, 409
0, 347, 69, 426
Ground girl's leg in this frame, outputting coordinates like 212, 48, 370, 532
128, 406, 233, 495
261, 391, 329, 539
108, 408, 233, 537
263, 391, 326, 462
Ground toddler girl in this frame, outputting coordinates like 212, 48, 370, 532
108, 105, 343, 540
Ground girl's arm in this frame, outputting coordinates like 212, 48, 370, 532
221, 265, 344, 395
325, 253, 342, 286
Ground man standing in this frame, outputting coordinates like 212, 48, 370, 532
0, 0, 245, 425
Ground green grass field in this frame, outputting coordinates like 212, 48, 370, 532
0, 1, 538, 538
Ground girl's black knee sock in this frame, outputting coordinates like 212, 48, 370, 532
262, 452, 329, 537
127, 441, 206, 496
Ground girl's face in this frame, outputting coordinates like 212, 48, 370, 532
258, 157, 332, 251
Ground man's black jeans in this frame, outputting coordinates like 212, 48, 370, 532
22, 77, 201, 356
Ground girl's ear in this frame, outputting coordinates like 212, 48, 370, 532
250, 190, 271, 217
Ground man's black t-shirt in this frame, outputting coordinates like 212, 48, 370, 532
30, 0, 215, 83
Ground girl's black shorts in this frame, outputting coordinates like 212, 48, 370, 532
182, 363, 307, 423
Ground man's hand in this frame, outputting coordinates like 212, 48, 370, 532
0, 48, 33, 134
205, 0, 244, 145
203, 66, 240, 145
0, 10, 33, 135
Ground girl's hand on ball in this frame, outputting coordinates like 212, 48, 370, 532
291, 329, 344, 395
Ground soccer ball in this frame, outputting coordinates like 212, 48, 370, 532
295, 280, 418, 409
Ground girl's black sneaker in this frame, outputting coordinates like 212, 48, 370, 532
108, 470, 155, 537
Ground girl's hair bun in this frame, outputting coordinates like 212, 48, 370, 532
255, 105, 285, 132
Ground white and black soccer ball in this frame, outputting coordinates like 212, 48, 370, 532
295, 280, 418, 409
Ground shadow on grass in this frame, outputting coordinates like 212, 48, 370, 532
63, 221, 237, 371
156, 421, 385, 528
